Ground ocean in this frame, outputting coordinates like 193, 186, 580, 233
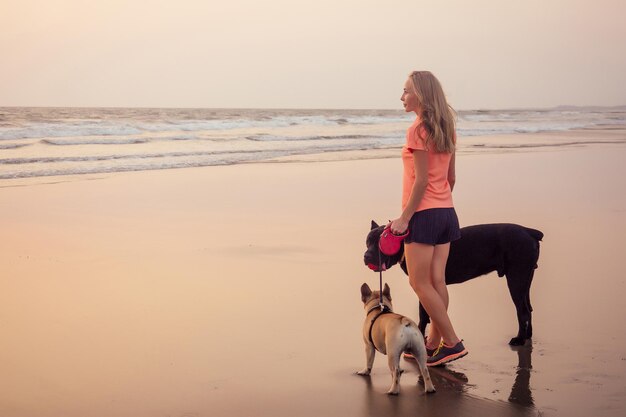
0, 106, 624, 180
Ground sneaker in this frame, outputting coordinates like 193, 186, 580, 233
426, 340, 468, 367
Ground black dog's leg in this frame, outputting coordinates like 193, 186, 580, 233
525, 270, 534, 340
417, 302, 430, 336
506, 268, 535, 346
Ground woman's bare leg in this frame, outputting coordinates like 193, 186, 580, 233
405, 242, 460, 346
426, 243, 451, 347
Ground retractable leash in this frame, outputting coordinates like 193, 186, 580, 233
377, 249, 385, 310
376, 224, 409, 310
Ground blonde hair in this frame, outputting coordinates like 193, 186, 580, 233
409, 71, 456, 153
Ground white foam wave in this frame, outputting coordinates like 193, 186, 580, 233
0, 150, 308, 179
0, 114, 411, 141
41, 138, 149, 146
0, 149, 265, 165
245, 134, 386, 142
0, 123, 143, 140
458, 123, 591, 136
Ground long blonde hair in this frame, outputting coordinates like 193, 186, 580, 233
409, 71, 456, 153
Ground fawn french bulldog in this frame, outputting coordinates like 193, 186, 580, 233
358, 283, 435, 395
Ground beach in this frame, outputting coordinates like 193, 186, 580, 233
1, 128, 625, 417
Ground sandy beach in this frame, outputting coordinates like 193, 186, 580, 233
1, 128, 625, 417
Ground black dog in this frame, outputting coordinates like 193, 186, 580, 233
364, 221, 543, 346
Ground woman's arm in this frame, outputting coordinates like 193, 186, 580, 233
390, 150, 428, 234
448, 151, 456, 192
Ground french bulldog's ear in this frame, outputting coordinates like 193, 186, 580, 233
361, 283, 372, 303
383, 283, 391, 301
371, 220, 379, 230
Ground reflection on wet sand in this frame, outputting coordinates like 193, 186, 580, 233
356, 358, 536, 417
509, 344, 534, 408
427, 365, 470, 392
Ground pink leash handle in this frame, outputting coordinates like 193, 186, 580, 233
378, 225, 409, 256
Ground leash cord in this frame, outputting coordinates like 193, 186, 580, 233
378, 249, 384, 310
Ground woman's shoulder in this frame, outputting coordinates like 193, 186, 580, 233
408, 118, 428, 138
407, 118, 429, 151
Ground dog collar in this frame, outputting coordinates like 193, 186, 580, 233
366, 304, 392, 316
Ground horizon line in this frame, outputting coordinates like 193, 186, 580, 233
0, 104, 625, 112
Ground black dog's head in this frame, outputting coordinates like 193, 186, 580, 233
363, 220, 406, 273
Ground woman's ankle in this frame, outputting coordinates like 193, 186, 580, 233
425, 337, 441, 350
442, 338, 461, 348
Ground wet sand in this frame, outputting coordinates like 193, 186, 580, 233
1, 129, 625, 417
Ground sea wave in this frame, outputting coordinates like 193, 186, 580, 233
0, 145, 381, 179
41, 138, 149, 146
458, 123, 590, 136
0, 149, 275, 165
0, 114, 410, 141
468, 139, 626, 149
0, 123, 144, 141
3, 136, 623, 180
245, 134, 387, 142
0, 138, 404, 167
2, 109, 623, 142
0, 142, 30, 150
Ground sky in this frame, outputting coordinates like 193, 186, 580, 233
1, 0, 625, 110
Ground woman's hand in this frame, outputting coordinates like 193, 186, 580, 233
389, 217, 409, 235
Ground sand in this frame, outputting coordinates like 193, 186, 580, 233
1, 129, 625, 417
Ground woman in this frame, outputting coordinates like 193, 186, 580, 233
389, 71, 467, 366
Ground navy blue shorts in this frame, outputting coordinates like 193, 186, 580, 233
404, 208, 461, 246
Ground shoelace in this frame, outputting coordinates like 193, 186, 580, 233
428, 340, 445, 356
432, 339, 464, 358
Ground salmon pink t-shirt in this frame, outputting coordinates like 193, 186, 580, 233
401, 118, 454, 212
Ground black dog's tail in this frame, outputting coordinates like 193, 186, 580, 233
524, 227, 544, 270
524, 227, 544, 242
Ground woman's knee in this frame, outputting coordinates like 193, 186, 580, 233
430, 271, 446, 287
409, 275, 434, 296
432, 277, 447, 293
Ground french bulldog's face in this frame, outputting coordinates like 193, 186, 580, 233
364, 220, 401, 272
